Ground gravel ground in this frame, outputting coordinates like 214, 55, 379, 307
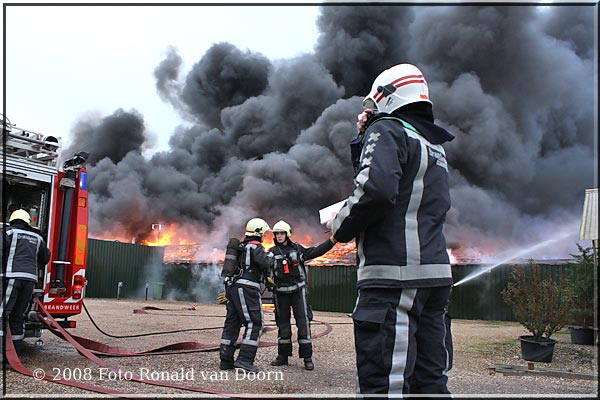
2, 298, 597, 398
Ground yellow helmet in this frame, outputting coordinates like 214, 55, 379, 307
9, 209, 31, 224
272, 220, 292, 237
245, 218, 270, 237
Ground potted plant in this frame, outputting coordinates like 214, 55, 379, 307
501, 261, 574, 362
567, 244, 597, 345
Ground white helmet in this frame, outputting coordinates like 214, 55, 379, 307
9, 209, 31, 224
245, 218, 270, 237
362, 63, 432, 114
272, 220, 292, 238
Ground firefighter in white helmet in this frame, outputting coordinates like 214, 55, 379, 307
268, 220, 337, 370
1, 209, 51, 359
332, 64, 454, 395
219, 217, 274, 373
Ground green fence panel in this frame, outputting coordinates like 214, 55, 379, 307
449, 263, 569, 321
308, 265, 358, 313
85, 239, 165, 299
85, 240, 571, 321
450, 265, 514, 321
307, 263, 570, 320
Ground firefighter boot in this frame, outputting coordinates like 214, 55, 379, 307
219, 344, 235, 370
13, 340, 24, 356
304, 357, 314, 371
234, 359, 259, 373
270, 355, 288, 366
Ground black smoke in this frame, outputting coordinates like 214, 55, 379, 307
180, 43, 272, 128
65, 109, 147, 165
63, 5, 596, 258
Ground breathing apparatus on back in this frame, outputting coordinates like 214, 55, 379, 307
221, 218, 270, 284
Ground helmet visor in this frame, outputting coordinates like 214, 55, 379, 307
362, 97, 378, 111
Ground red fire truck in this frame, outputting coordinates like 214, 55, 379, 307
2, 116, 89, 343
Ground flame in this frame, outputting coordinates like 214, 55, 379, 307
141, 223, 196, 246
310, 242, 357, 266
448, 246, 488, 264
262, 236, 275, 250
268, 232, 357, 266
163, 231, 277, 264
96, 223, 498, 266
447, 248, 458, 265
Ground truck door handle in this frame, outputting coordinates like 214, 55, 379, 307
6, 170, 27, 177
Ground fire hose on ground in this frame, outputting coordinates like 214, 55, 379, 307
4, 329, 136, 398
82, 301, 243, 339
3, 298, 334, 397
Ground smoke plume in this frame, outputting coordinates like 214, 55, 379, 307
62, 5, 596, 259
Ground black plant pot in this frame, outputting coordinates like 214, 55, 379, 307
518, 335, 556, 362
569, 326, 596, 345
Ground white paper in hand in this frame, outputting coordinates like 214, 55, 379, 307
319, 200, 347, 225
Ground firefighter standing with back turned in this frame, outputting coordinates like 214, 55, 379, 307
268, 220, 337, 370
219, 218, 274, 373
330, 63, 455, 395
1, 210, 51, 359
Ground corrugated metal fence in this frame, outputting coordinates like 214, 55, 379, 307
85, 239, 165, 299
308, 263, 570, 321
308, 265, 357, 314
85, 239, 571, 322
447, 263, 567, 321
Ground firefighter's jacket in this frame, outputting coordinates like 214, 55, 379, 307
268, 239, 334, 293
332, 109, 454, 289
237, 236, 274, 290
2, 220, 51, 282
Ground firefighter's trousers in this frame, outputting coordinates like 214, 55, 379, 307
352, 286, 453, 395
1, 278, 35, 343
220, 283, 264, 364
273, 286, 312, 358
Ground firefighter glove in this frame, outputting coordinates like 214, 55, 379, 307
216, 291, 227, 305
265, 276, 276, 289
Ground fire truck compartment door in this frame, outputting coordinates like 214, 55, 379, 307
4, 157, 57, 183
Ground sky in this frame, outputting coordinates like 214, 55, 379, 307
2, 3, 598, 262
3, 4, 321, 153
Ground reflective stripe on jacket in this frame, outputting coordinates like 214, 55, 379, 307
332, 116, 452, 289
2, 223, 51, 282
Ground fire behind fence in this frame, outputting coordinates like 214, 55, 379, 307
84, 239, 571, 321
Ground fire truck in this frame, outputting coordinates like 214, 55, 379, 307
2, 116, 89, 343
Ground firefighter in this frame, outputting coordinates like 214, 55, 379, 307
1, 210, 51, 358
219, 218, 274, 373
331, 64, 455, 395
268, 220, 337, 370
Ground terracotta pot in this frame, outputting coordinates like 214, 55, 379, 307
518, 335, 556, 362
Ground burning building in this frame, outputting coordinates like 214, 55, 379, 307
69, 5, 593, 261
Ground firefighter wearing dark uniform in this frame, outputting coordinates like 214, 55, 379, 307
1, 210, 51, 356
331, 64, 455, 395
219, 218, 274, 373
268, 220, 337, 370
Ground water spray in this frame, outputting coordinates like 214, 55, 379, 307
453, 231, 575, 287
